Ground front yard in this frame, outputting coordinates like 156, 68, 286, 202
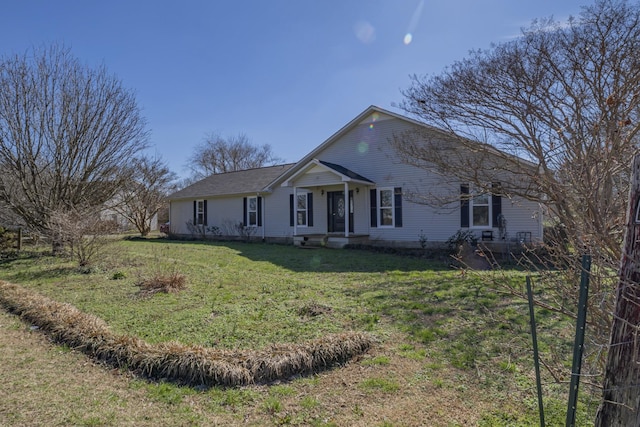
0, 238, 595, 426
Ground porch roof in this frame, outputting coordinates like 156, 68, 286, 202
280, 158, 375, 187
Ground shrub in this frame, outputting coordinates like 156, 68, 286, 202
445, 229, 478, 252
185, 220, 207, 239
48, 209, 118, 266
0, 226, 19, 252
234, 222, 256, 242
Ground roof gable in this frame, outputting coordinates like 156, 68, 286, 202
280, 159, 375, 188
264, 106, 400, 189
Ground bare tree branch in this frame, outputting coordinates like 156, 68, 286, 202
186, 132, 282, 179
394, 0, 640, 264
0, 44, 149, 247
394, 2, 640, 412
109, 156, 177, 236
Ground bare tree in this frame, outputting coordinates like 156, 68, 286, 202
394, 1, 640, 416
187, 132, 282, 179
396, 0, 640, 259
109, 156, 177, 236
0, 44, 149, 248
48, 207, 118, 268
395, 0, 639, 323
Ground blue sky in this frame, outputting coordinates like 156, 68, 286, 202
3, 1, 589, 179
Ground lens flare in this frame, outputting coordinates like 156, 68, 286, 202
404, 0, 424, 45
354, 20, 376, 44
357, 142, 369, 154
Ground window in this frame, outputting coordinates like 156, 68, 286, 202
243, 196, 262, 227
461, 184, 501, 229
195, 200, 205, 225
379, 188, 394, 227
289, 193, 313, 227
370, 187, 402, 228
471, 193, 490, 227
296, 193, 307, 226
247, 196, 258, 226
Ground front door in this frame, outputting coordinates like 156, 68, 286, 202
327, 191, 353, 233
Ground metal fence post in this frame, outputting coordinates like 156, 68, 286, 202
566, 254, 591, 427
527, 276, 545, 427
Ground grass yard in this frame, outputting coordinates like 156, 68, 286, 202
0, 238, 598, 426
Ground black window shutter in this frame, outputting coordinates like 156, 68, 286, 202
492, 183, 502, 226
460, 185, 470, 228
370, 189, 377, 227
394, 187, 403, 228
193, 200, 197, 224
243, 197, 247, 226
307, 193, 313, 227
257, 197, 262, 227
203, 200, 208, 226
289, 194, 294, 226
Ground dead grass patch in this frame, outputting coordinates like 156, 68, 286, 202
297, 302, 332, 318
136, 272, 187, 297
0, 280, 372, 387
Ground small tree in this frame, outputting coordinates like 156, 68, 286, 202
110, 157, 177, 236
48, 208, 118, 268
186, 132, 282, 179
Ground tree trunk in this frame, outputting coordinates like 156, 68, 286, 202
595, 154, 640, 426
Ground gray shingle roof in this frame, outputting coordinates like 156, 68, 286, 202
168, 163, 295, 200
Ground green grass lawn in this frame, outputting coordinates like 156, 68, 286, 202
0, 238, 599, 426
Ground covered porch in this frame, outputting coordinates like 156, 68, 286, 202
282, 159, 375, 246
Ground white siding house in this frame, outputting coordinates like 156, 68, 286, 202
167, 106, 543, 248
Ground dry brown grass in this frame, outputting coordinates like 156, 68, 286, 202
0, 280, 372, 387
0, 308, 494, 426
136, 272, 187, 297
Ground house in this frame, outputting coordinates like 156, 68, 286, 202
101, 193, 159, 234
167, 106, 542, 248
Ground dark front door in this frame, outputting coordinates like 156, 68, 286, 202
327, 191, 353, 233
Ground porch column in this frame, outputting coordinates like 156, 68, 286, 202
260, 194, 265, 240
344, 182, 349, 238
293, 187, 298, 236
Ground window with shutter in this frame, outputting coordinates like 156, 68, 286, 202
461, 184, 500, 228
247, 196, 258, 226
371, 187, 402, 228
195, 200, 205, 225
